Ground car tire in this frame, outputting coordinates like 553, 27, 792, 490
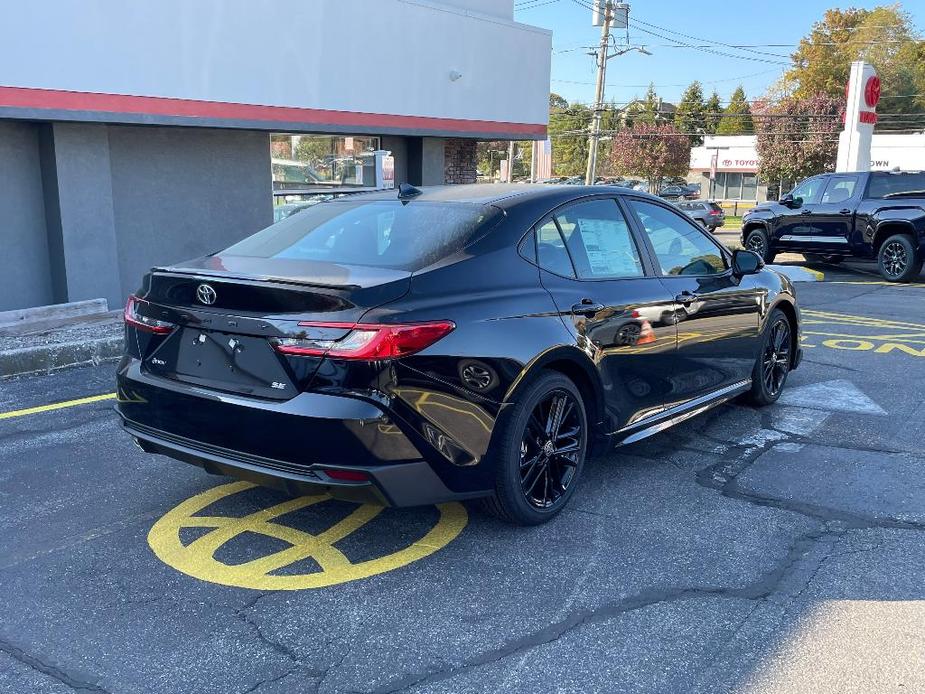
878, 234, 922, 283
745, 228, 775, 264
744, 308, 793, 407
482, 371, 588, 525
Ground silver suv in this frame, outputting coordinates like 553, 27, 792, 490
677, 200, 725, 232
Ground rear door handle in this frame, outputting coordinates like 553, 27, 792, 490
675, 291, 699, 305
571, 299, 605, 316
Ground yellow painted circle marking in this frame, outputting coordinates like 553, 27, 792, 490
148, 481, 467, 590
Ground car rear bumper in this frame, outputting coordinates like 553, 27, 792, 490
116, 358, 488, 507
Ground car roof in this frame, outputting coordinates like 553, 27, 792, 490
330, 183, 661, 208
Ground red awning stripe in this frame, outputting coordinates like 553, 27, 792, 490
0, 85, 547, 136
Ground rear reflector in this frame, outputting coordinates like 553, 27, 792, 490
273, 320, 455, 359
323, 468, 370, 482
124, 295, 175, 335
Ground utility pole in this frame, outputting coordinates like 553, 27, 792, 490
585, 1, 613, 185
584, 2, 650, 185
506, 140, 516, 183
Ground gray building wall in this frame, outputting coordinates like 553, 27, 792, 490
108, 126, 272, 297
0, 120, 466, 312
380, 135, 408, 186
0, 122, 54, 311
47, 123, 123, 305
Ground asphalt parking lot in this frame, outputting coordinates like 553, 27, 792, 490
2, 260, 925, 694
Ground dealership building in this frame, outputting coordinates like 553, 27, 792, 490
0, 0, 551, 313
689, 133, 925, 203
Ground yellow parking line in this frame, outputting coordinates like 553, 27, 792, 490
0, 393, 116, 420
825, 280, 925, 289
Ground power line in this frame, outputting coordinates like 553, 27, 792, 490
630, 17, 791, 59
627, 21, 790, 65
514, 0, 560, 10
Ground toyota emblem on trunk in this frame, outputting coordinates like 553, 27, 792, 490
196, 284, 217, 305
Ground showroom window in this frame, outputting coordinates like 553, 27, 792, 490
270, 134, 381, 190
712, 171, 760, 201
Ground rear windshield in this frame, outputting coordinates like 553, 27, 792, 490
222, 200, 500, 271
707, 202, 723, 212
866, 172, 925, 199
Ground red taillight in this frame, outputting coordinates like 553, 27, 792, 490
709, 209, 721, 216
273, 320, 455, 360
322, 468, 370, 482
124, 295, 175, 335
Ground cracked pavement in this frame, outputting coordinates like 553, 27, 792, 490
1, 268, 924, 694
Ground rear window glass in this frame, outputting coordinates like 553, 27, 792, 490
222, 200, 499, 271
707, 202, 723, 212
867, 173, 925, 199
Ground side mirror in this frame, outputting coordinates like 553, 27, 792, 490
779, 193, 802, 209
732, 249, 763, 276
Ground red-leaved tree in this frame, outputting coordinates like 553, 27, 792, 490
753, 93, 843, 183
610, 122, 690, 193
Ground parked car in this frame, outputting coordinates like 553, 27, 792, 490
118, 184, 801, 525
658, 185, 688, 200
742, 170, 925, 282
678, 200, 726, 231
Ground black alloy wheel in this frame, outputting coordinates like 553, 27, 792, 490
519, 389, 582, 509
745, 309, 792, 406
483, 372, 588, 525
878, 234, 921, 282
762, 318, 791, 398
745, 229, 774, 263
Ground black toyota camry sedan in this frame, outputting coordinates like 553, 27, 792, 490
117, 184, 801, 525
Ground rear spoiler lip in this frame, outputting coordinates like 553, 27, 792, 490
149, 267, 361, 292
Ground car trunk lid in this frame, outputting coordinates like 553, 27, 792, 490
136, 253, 411, 398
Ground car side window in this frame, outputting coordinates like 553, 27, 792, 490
790, 177, 825, 205
628, 199, 728, 276
535, 219, 576, 278
552, 199, 644, 279
821, 176, 858, 204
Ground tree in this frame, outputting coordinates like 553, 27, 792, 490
675, 81, 706, 145
704, 90, 723, 135
548, 102, 592, 176
784, 6, 925, 130
610, 122, 690, 192
754, 93, 843, 183
549, 92, 569, 111
717, 86, 753, 135
624, 83, 662, 126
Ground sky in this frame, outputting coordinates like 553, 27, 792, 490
513, 0, 925, 109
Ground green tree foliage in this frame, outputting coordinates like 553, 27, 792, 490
717, 86, 753, 135
549, 92, 569, 110
785, 6, 925, 130
610, 122, 690, 191
294, 136, 330, 165
624, 83, 663, 126
549, 101, 592, 176
675, 81, 706, 145
704, 90, 723, 135
754, 93, 843, 182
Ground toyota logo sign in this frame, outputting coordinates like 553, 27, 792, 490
196, 284, 217, 305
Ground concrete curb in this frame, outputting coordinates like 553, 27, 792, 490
0, 336, 123, 379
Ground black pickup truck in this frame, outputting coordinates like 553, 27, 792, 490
741, 170, 925, 282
